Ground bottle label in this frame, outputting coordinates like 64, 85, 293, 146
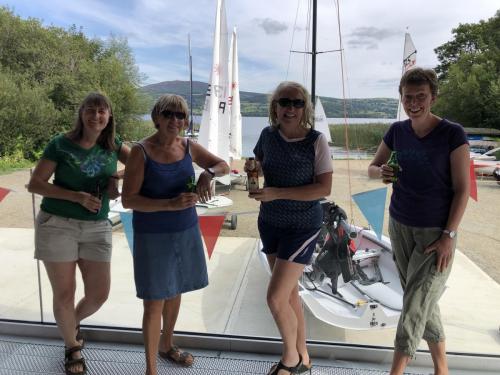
248, 175, 259, 192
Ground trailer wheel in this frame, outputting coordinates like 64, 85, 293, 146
230, 214, 237, 230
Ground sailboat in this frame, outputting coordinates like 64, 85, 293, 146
396, 32, 417, 120
258, 0, 403, 330
314, 97, 332, 144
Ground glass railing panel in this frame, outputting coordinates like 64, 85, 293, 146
0, 169, 43, 322
1, 160, 499, 358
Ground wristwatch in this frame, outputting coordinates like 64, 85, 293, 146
205, 167, 215, 178
442, 229, 457, 239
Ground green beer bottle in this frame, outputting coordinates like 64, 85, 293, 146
387, 151, 400, 183
186, 176, 197, 192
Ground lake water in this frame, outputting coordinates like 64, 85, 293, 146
143, 115, 395, 158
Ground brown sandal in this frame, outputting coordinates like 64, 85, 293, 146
64, 345, 86, 375
159, 345, 194, 366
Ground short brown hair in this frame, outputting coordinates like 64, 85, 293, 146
399, 67, 439, 97
151, 94, 189, 129
268, 81, 314, 130
67, 92, 116, 151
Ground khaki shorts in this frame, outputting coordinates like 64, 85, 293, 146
34, 210, 112, 262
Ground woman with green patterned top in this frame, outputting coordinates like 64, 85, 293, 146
28, 92, 130, 375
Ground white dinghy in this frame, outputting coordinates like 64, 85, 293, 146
259, 201, 403, 330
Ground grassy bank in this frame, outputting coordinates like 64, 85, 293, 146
0, 152, 33, 174
329, 123, 390, 151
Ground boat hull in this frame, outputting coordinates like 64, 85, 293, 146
258, 227, 403, 330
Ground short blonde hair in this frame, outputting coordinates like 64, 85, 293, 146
151, 94, 189, 129
268, 81, 313, 130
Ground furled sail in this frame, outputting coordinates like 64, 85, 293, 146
314, 97, 332, 144
228, 27, 242, 161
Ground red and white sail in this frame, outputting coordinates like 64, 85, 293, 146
199, 0, 230, 182
397, 33, 417, 120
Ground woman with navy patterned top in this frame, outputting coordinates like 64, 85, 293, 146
245, 81, 333, 375
368, 68, 469, 375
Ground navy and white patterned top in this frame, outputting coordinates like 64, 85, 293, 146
253, 126, 323, 229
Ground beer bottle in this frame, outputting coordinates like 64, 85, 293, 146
186, 176, 197, 192
387, 151, 400, 182
247, 157, 259, 192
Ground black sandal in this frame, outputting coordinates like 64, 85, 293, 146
75, 325, 84, 348
296, 360, 312, 374
267, 354, 302, 375
64, 345, 86, 375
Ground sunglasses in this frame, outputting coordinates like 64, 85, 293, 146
277, 98, 306, 109
161, 110, 186, 120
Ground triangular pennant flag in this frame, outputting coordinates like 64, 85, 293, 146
352, 187, 387, 240
0, 187, 10, 203
469, 159, 478, 201
198, 215, 225, 259
119, 212, 134, 255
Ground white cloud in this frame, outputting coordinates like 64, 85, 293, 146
3, 0, 498, 98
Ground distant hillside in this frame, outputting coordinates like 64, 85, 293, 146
141, 80, 398, 119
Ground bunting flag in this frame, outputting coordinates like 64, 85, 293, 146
198, 215, 225, 259
0, 187, 10, 203
352, 187, 388, 240
119, 212, 134, 255
469, 159, 478, 201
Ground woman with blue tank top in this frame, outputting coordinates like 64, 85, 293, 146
245, 82, 333, 375
368, 68, 469, 375
122, 94, 229, 375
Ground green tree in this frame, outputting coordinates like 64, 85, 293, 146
433, 10, 500, 129
0, 7, 148, 162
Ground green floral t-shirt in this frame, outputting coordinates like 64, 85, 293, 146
40, 134, 122, 220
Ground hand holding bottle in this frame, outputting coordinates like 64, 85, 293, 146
380, 151, 401, 184
245, 157, 260, 193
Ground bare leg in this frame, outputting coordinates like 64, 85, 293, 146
143, 300, 164, 375
289, 284, 310, 366
268, 256, 310, 366
43, 261, 83, 374
389, 350, 411, 375
267, 257, 305, 374
428, 341, 448, 375
75, 259, 110, 324
159, 294, 181, 351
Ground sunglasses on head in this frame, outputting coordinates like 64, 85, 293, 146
161, 110, 186, 120
277, 98, 305, 109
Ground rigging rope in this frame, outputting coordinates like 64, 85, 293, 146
334, 0, 355, 220
286, 0, 302, 81
303, 0, 312, 87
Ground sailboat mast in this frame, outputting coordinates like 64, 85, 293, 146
188, 34, 193, 133
311, 0, 317, 107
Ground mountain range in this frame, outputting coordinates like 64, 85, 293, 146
141, 80, 398, 118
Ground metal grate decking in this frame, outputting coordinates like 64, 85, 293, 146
0, 336, 424, 375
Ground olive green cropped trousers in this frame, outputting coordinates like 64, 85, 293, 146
389, 216, 456, 357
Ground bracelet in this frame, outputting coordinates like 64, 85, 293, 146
110, 175, 120, 180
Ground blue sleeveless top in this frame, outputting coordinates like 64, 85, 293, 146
253, 126, 322, 229
132, 140, 198, 233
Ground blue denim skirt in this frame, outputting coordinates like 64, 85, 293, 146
133, 224, 208, 300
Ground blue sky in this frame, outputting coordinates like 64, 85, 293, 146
2, 0, 498, 98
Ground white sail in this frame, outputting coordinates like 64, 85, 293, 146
314, 97, 332, 144
198, 0, 230, 184
397, 32, 417, 120
228, 27, 242, 161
